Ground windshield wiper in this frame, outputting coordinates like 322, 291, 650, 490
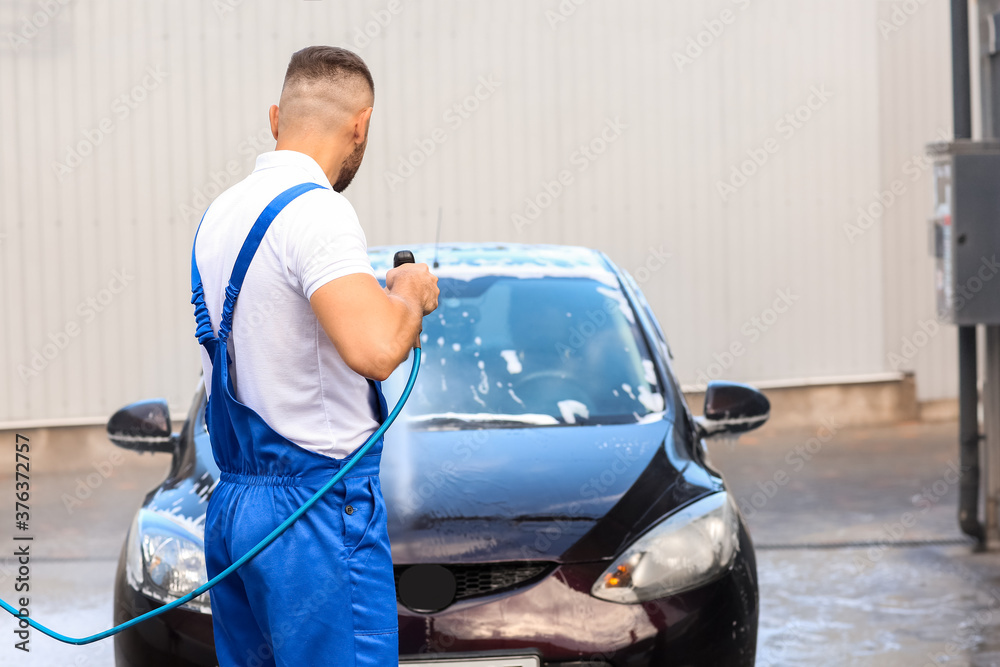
407, 413, 560, 430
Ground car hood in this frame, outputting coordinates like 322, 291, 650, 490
380, 417, 715, 564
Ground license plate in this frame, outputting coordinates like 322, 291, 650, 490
399, 655, 540, 667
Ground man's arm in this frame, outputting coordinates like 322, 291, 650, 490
309, 263, 438, 381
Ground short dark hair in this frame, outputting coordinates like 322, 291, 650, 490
283, 46, 374, 98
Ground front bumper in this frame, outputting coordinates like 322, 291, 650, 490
112, 525, 758, 667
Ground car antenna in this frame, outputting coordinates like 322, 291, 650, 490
432, 206, 442, 269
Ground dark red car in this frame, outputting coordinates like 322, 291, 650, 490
109, 244, 767, 666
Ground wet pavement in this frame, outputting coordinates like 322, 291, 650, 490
0, 419, 998, 665
706, 420, 1000, 667
0, 447, 169, 667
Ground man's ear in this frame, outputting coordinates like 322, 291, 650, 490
269, 104, 280, 140
354, 107, 373, 144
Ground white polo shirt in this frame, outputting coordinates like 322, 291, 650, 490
195, 150, 380, 459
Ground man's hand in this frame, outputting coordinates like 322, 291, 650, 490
310, 267, 438, 381
385, 263, 439, 347
380, 263, 440, 348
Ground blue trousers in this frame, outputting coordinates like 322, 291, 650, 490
205, 455, 399, 667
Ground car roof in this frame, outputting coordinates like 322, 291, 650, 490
368, 242, 621, 286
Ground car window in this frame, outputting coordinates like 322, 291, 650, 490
617, 268, 694, 429
384, 276, 667, 428
620, 269, 672, 360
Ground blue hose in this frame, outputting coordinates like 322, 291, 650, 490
0, 347, 421, 646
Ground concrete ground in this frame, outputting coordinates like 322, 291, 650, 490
0, 420, 997, 666
0, 435, 169, 667
706, 420, 999, 667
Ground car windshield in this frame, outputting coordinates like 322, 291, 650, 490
383, 275, 666, 429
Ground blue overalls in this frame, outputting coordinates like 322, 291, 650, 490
190, 183, 399, 667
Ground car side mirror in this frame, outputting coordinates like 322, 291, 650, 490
107, 399, 177, 453
695, 381, 770, 438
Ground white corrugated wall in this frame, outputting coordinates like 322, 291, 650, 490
0, 0, 956, 424
876, 0, 957, 403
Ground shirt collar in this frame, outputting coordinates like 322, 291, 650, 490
253, 150, 332, 188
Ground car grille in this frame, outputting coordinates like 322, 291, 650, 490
394, 561, 555, 602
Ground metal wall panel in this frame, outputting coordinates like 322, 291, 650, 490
0, 0, 954, 424
875, 0, 957, 401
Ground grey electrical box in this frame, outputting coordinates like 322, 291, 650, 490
927, 140, 1000, 324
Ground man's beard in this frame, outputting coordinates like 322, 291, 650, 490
332, 140, 366, 192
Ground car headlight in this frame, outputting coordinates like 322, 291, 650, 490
591, 492, 740, 603
125, 509, 211, 614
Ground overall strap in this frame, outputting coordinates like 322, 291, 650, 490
217, 182, 327, 342
371, 380, 389, 424
190, 210, 218, 360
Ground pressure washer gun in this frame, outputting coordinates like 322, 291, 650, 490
393, 250, 415, 267
393, 250, 424, 349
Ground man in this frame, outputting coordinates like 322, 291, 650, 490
190, 46, 438, 666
